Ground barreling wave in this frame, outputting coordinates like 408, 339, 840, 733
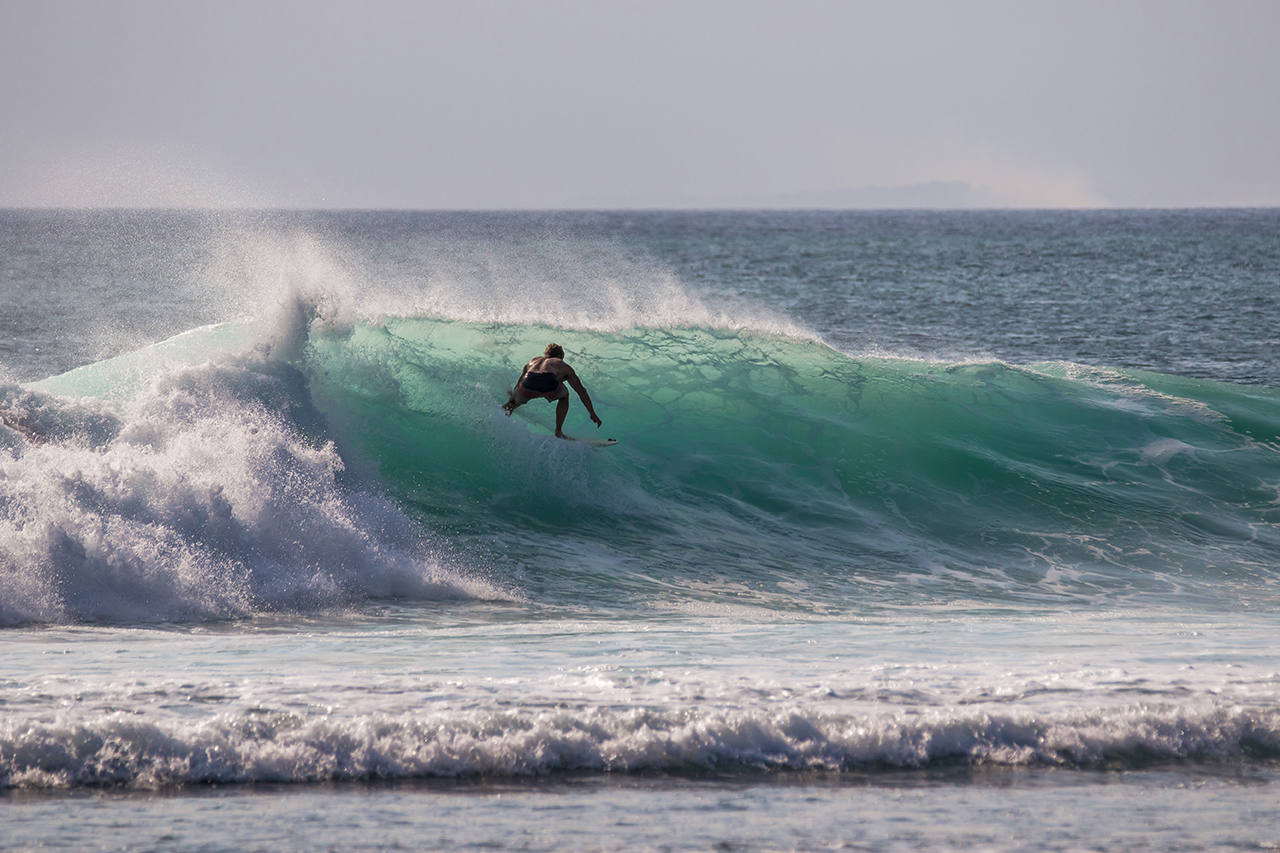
3, 299, 1280, 624
292, 314, 1280, 608
4, 701, 1278, 788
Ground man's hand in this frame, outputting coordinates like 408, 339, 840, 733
591, 413, 603, 428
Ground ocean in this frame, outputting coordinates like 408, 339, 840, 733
2, 209, 1278, 850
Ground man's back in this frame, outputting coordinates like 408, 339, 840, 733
525, 356, 572, 380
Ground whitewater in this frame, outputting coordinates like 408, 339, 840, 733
2, 209, 1279, 851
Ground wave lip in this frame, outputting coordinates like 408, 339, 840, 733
3, 703, 1277, 789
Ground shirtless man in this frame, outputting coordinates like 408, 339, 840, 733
502, 343, 602, 438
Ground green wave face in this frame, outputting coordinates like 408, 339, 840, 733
302, 318, 1280, 610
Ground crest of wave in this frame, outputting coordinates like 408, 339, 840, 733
198, 224, 808, 338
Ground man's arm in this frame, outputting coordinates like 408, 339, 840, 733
565, 370, 602, 427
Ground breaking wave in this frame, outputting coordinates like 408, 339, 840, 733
4, 701, 1277, 788
3, 278, 1279, 624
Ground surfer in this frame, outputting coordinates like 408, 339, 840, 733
502, 343, 603, 438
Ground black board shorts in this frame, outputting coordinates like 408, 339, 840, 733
515, 371, 567, 402
521, 372, 561, 394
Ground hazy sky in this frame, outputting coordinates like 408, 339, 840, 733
2, 0, 1277, 208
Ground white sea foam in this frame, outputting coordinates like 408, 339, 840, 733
2, 701, 1276, 788
0, 353, 507, 626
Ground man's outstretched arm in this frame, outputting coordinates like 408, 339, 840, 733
566, 372, 602, 427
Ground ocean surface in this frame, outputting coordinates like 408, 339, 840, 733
2, 209, 1279, 850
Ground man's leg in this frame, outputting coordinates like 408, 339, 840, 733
554, 396, 569, 437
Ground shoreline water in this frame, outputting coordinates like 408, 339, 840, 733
5, 767, 1280, 851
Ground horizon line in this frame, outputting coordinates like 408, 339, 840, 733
3, 204, 1279, 213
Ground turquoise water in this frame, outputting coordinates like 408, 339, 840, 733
2, 210, 1279, 849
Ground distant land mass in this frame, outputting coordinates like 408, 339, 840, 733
755, 180, 1010, 209
565, 180, 1012, 210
